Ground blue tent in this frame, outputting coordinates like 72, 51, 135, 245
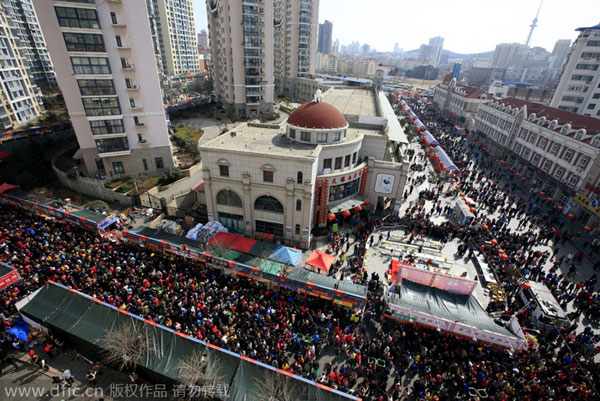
270, 246, 302, 266
7, 315, 29, 342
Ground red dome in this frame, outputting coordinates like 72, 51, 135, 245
287, 102, 347, 130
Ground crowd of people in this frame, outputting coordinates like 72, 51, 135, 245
0, 96, 599, 399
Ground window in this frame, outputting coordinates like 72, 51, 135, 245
301, 131, 310, 142
528, 133, 537, 144
567, 174, 580, 188
328, 178, 361, 201
541, 160, 552, 172
289, 128, 296, 139
71, 56, 110, 74
581, 52, 600, 59
352, 152, 357, 164
82, 97, 120, 116
563, 148, 574, 162
295, 224, 300, 235
255, 220, 284, 237
571, 74, 594, 82
216, 190, 242, 207
263, 170, 273, 182
549, 143, 560, 155
334, 157, 342, 170
588, 103, 597, 110
514, 143, 522, 154
63, 33, 105, 52
593, 93, 600, 99
538, 137, 548, 150
96, 137, 128, 153
296, 199, 302, 211
588, 40, 600, 46
55, 6, 99, 29
316, 132, 327, 143
112, 161, 124, 174
155, 157, 164, 169
142, 159, 148, 171
575, 63, 599, 71
323, 158, 332, 169
554, 167, 565, 180
531, 153, 541, 166
95, 158, 104, 171
297, 171, 303, 184
254, 196, 284, 213
110, 12, 117, 25
89, 119, 124, 135
77, 79, 115, 96
115, 35, 122, 47
519, 128, 528, 139
134, 116, 142, 126
344, 154, 351, 167
129, 98, 135, 108
578, 156, 591, 170
332, 131, 341, 142
219, 165, 229, 177
522, 148, 530, 159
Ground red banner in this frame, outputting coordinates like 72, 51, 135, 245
0, 269, 20, 291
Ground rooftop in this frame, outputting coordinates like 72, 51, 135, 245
323, 88, 378, 117
287, 101, 348, 130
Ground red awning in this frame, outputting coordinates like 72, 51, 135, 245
192, 179, 205, 191
390, 260, 413, 283
209, 232, 257, 254
0, 183, 18, 194
305, 250, 335, 272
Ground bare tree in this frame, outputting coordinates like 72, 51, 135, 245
100, 319, 151, 371
253, 372, 306, 401
177, 350, 226, 400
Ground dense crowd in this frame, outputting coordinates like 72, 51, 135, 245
0, 98, 599, 400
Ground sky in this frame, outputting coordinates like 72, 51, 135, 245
193, 0, 599, 54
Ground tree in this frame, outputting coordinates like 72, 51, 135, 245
253, 372, 306, 401
177, 350, 225, 400
100, 319, 153, 371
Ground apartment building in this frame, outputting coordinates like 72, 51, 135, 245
550, 23, 600, 117
1, 0, 56, 90
473, 97, 600, 225
34, 0, 173, 178
273, 0, 319, 97
0, 4, 43, 130
153, 0, 199, 76
432, 77, 492, 129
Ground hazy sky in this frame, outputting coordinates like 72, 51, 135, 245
193, 0, 599, 54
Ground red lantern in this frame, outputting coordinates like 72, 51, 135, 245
327, 213, 336, 221
500, 160, 506, 165
498, 249, 505, 254
455, 185, 461, 189
547, 197, 553, 202
539, 191, 545, 196
568, 214, 575, 219
515, 172, 521, 177
521, 177, 525, 181
557, 206, 564, 211
470, 207, 476, 213
341, 210, 351, 217
363, 200, 371, 206
491, 239, 498, 245
501, 254, 509, 260
584, 226, 592, 232
482, 224, 488, 230
509, 168, 514, 172
459, 193, 465, 197
353, 205, 362, 212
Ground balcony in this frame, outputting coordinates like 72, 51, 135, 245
122, 63, 135, 71
131, 105, 144, 111
107, 0, 122, 3
112, 23, 127, 28
98, 149, 130, 158
126, 84, 140, 91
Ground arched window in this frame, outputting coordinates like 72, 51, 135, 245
254, 195, 284, 213
561, 124, 571, 135
591, 135, 600, 148
297, 171, 303, 184
216, 189, 242, 208
296, 199, 302, 211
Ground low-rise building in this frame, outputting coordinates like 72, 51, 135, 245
199, 88, 408, 248
432, 77, 492, 129
473, 97, 600, 226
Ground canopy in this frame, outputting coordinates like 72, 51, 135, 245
423, 130, 439, 146
414, 119, 426, 129
270, 245, 302, 266
19, 283, 359, 401
0, 183, 18, 194
305, 250, 335, 272
433, 146, 459, 172
210, 232, 257, 254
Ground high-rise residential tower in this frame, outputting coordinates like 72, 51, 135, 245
317, 19, 332, 54
0, 3, 43, 130
34, 0, 174, 178
1, 0, 56, 91
274, 0, 319, 97
550, 23, 600, 116
153, 0, 199, 76
550, 39, 571, 69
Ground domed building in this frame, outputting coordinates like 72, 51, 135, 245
199, 87, 408, 249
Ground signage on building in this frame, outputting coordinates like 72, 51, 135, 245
374, 173, 395, 194
574, 193, 600, 218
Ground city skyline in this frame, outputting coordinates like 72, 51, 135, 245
193, 0, 598, 54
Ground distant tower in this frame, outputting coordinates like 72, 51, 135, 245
525, 0, 544, 47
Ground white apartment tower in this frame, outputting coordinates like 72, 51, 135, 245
550, 23, 600, 117
153, 0, 199, 76
1, 0, 56, 91
0, 4, 43, 130
33, 0, 174, 178
207, 0, 274, 118
273, 0, 319, 97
